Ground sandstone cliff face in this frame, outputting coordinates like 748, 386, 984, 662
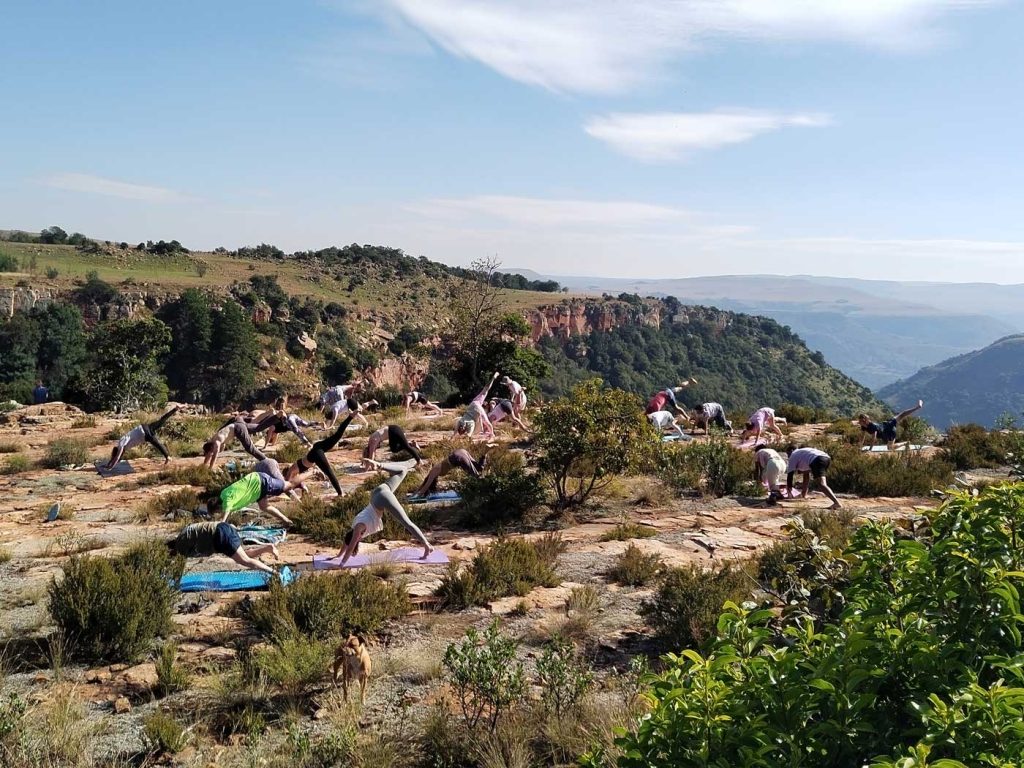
524, 299, 661, 342
365, 356, 430, 391
0, 287, 58, 319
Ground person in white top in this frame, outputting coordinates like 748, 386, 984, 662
501, 376, 527, 417
647, 410, 689, 440
103, 406, 180, 469
786, 447, 841, 510
402, 390, 443, 415
754, 447, 787, 504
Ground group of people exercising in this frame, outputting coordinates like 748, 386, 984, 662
105, 372, 919, 573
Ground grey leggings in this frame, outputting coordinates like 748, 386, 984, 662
232, 420, 267, 461
369, 463, 429, 549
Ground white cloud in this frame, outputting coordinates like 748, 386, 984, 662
40, 173, 192, 203
584, 110, 832, 161
407, 195, 694, 227
382, 0, 999, 93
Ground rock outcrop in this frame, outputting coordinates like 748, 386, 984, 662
524, 299, 661, 343
0, 286, 57, 319
365, 356, 430, 391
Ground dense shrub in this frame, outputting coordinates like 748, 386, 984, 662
640, 563, 750, 651
457, 449, 546, 527
814, 440, 954, 497
41, 437, 89, 469
940, 423, 1008, 470
253, 634, 331, 701
143, 711, 188, 755
437, 534, 565, 609
443, 620, 526, 733
1, 453, 32, 475
775, 403, 834, 425
608, 544, 663, 587
592, 485, 1024, 768
48, 541, 184, 663
247, 570, 410, 640
662, 437, 755, 497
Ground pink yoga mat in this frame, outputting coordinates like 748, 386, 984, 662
313, 548, 450, 570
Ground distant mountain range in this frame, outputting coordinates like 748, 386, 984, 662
515, 271, 1023, 389
878, 335, 1024, 429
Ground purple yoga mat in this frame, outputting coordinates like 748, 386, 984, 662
313, 548, 450, 570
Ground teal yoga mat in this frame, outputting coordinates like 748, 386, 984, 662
179, 565, 295, 593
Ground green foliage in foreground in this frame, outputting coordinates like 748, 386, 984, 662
586, 484, 1024, 767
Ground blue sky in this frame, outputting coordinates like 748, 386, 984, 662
2, 0, 1022, 281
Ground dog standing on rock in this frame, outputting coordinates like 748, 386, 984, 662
333, 635, 372, 704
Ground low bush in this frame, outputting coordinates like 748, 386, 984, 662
247, 570, 410, 640
437, 534, 564, 609
775, 403, 834, 425
0, 441, 21, 453
457, 449, 545, 527
253, 634, 331, 701
273, 437, 308, 464
443, 620, 526, 734
48, 541, 184, 663
940, 423, 1008, 470
41, 438, 90, 469
641, 563, 750, 651
0, 454, 31, 475
142, 488, 199, 521
154, 641, 191, 697
132, 464, 229, 491
70, 416, 96, 429
143, 710, 188, 755
608, 544, 663, 587
537, 638, 594, 720
813, 440, 954, 497
599, 519, 657, 542
663, 437, 755, 497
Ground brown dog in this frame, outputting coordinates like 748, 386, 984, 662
332, 635, 372, 703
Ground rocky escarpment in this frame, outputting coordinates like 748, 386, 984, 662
524, 299, 661, 342
0, 286, 58, 319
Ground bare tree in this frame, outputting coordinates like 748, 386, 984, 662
447, 256, 507, 390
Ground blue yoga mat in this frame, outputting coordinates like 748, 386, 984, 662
237, 525, 287, 545
179, 565, 295, 593
407, 490, 461, 503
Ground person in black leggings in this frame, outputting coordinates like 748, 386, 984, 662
283, 413, 356, 496
361, 424, 422, 467
413, 448, 488, 497
104, 406, 180, 469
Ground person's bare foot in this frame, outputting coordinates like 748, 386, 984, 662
829, 502, 842, 511
918, 399, 924, 409
421, 544, 434, 560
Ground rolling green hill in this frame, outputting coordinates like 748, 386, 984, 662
878, 335, 1024, 429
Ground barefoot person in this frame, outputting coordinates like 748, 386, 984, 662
283, 413, 358, 496
454, 371, 501, 439
413, 448, 488, 498
755, 446, 788, 504
336, 459, 433, 565
104, 406, 180, 469
501, 376, 527, 417
207, 469, 300, 526
203, 417, 268, 467
645, 379, 697, 415
167, 521, 280, 574
402, 390, 442, 415
859, 400, 924, 450
691, 402, 732, 434
648, 410, 690, 440
786, 446, 841, 510
486, 398, 530, 431
267, 412, 321, 448
740, 407, 784, 443
362, 424, 422, 466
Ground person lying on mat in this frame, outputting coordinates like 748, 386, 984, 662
206, 470, 299, 526
336, 459, 433, 566
167, 521, 279, 574
858, 400, 924, 450
413, 448, 489, 498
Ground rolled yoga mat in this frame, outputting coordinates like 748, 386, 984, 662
179, 565, 296, 592
313, 548, 450, 570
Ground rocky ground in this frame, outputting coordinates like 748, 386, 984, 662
0, 403, 943, 765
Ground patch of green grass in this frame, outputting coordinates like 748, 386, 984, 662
0, 441, 22, 453
599, 520, 658, 542
0, 454, 32, 475
608, 544, 663, 587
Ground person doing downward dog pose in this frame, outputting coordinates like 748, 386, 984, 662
209, 470, 300, 524
283, 414, 358, 496
413, 448, 488, 497
648, 410, 690, 440
402, 390, 442, 415
168, 521, 280, 574
267, 412, 321, 448
691, 402, 732, 434
755, 447, 788, 504
486, 399, 530, 431
336, 459, 433, 565
645, 379, 697, 415
859, 400, 924, 450
740, 407, 784, 443
362, 425, 422, 467
454, 371, 500, 439
501, 376, 527, 417
203, 417, 268, 467
786, 447, 841, 510
104, 406, 180, 469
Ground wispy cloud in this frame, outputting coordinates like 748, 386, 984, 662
585, 110, 832, 161
40, 173, 192, 202
381, 0, 1000, 93
406, 195, 694, 228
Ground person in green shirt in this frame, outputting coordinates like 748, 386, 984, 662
208, 471, 300, 525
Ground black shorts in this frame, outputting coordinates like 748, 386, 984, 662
881, 418, 899, 443
213, 522, 241, 556
809, 455, 832, 479
414, 392, 429, 405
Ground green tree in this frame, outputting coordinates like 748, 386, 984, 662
0, 314, 42, 395
158, 289, 214, 402
534, 379, 656, 508
80, 317, 171, 412
209, 299, 260, 408
443, 256, 508, 395
32, 303, 87, 398
39, 225, 68, 244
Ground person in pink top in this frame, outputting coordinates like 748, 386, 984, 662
740, 407, 783, 443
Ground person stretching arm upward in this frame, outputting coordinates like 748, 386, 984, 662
858, 400, 924, 449
105, 406, 180, 469
785, 447, 841, 510
336, 459, 433, 565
